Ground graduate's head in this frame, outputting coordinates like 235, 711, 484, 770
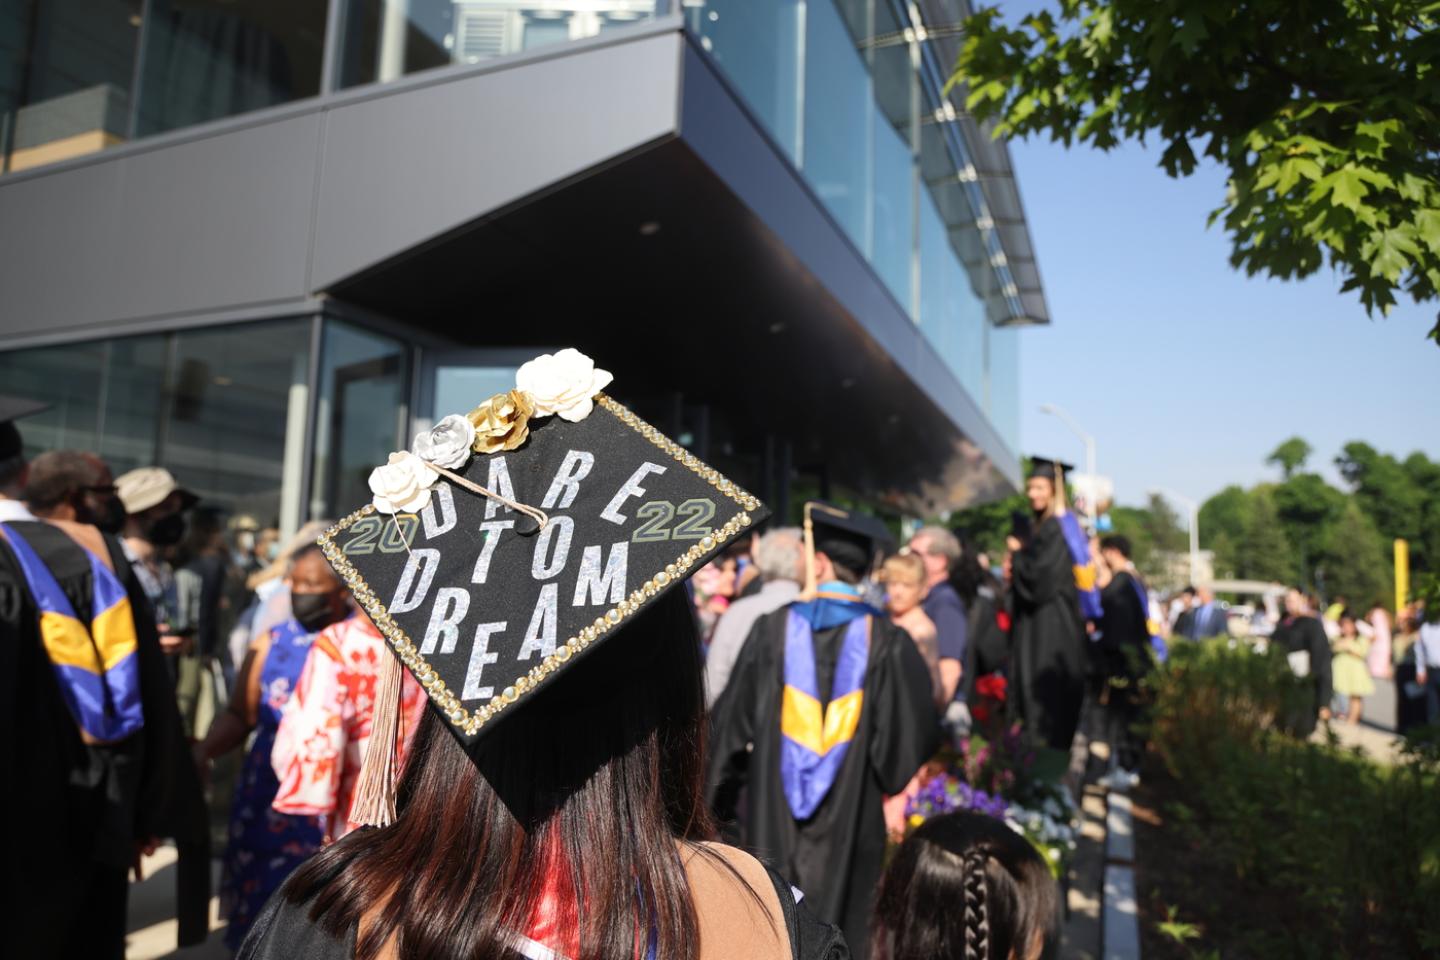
1024, 458, 1071, 520
804, 502, 893, 590
23, 450, 123, 530
1098, 534, 1131, 573
882, 553, 929, 616
1284, 587, 1308, 616
873, 811, 1059, 960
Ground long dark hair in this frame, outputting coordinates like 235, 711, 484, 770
275, 587, 718, 959
872, 812, 1059, 960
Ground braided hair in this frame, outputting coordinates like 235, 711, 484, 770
962, 852, 991, 960
871, 811, 1059, 960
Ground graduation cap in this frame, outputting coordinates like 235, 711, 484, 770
318, 349, 768, 825
0, 394, 50, 460
1027, 456, 1074, 483
800, 501, 894, 595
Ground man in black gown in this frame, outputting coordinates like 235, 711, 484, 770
0, 398, 210, 959
707, 503, 938, 957
1096, 535, 1155, 784
1273, 587, 1334, 736
1006, 458, 1088, 753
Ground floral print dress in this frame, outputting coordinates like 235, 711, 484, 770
271, 614, 427, 839
220, 618, 325, 949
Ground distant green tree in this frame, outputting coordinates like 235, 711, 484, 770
953, 1, 1440, 341
1199, 484, 1253, 576
1319, 501, 1392, 609
950, 490, 1030, 563
1401, 451, 1440, 573
1239, 488, 1298, 585
1267, 437, 1314, 480
1270, 474, 1347, 587
1335, 441, 1424, 542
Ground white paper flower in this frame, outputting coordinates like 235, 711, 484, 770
368, 452, 438, 514
514, 348, 614, 422
412, 414, 476, 469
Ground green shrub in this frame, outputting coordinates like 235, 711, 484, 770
1147, 639, 1440, 957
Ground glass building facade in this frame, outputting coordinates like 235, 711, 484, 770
0, 312, 420, 531
2, 0, 1036, 524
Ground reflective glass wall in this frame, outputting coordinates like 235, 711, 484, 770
0, 313, 410, 532
2, 0, 326, 173
688, 0, 1000, 434
0, 0, 661, 174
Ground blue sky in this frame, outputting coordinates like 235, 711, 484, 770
1009, 137, 1440, 508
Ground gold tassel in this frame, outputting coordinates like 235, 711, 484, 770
351, 649, 403, 828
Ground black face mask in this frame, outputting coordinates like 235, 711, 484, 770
145, 512, 187, 547
84, 496, 127, 535
292, 591, 344, 633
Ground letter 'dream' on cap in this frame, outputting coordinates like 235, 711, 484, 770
320, 395, 768, 747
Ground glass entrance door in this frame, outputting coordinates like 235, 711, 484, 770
416, 347, 548, 429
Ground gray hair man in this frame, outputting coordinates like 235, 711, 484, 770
907, 525, 967, 702
704, 527, 805, 705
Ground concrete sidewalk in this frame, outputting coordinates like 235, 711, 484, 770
127, 846, 228, 959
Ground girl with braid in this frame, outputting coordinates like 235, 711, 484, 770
871, 812, 1059, 960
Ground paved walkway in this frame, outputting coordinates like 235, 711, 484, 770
127, 846, 228, 959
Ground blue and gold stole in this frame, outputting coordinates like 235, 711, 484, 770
780, 582, 875, 820
1, 523, 144, 743
1058, 513, 1103, 621
1129, 574, 1168, 663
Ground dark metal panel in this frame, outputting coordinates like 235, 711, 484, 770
0, 113, 322, 341
308, 32, 684, 291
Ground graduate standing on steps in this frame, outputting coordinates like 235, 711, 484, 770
707, 502, 939, 958
1006, 458, 1088, 754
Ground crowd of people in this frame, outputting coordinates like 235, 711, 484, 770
6, 362, 1436, 960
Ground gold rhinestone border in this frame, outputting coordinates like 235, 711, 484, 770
317, 393, 763, 738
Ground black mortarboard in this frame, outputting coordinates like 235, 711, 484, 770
801, 501, 894, 592
319, 350, 768, 792
0, 394, 49, 460
1027, 456, 1074, 482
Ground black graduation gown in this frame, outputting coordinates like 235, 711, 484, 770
1098, 571, 1151, 687
0, 521, 211, 957
706, 608, 938, 959
1009, 515, 1087, 752
1272, 614, 1334, 736
961, 588, 1011, 702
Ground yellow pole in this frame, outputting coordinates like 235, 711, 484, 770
1395, 538, 1409, 614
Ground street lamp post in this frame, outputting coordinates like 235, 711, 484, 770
1039, 403, 1097, 532
1153, 487, 1200, 586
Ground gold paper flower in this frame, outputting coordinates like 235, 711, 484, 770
467, 390, 534, 454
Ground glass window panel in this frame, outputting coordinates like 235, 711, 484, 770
871, 112, 913, 313
341, 0, 660, 89
988, 324, 1021, 454
311, 319, 407, 520
872, 43, 911, 133
133, 0, 327, 137
0, 341, 105, 454
918, 188, 945, 332
432, 365, 516, 421
2, 0, 140, 174
161, 319, 312, 526
97, 335, 169, 478
687, 0, 803, 163
944, 250, 986, 399
801, 0, 871, 255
